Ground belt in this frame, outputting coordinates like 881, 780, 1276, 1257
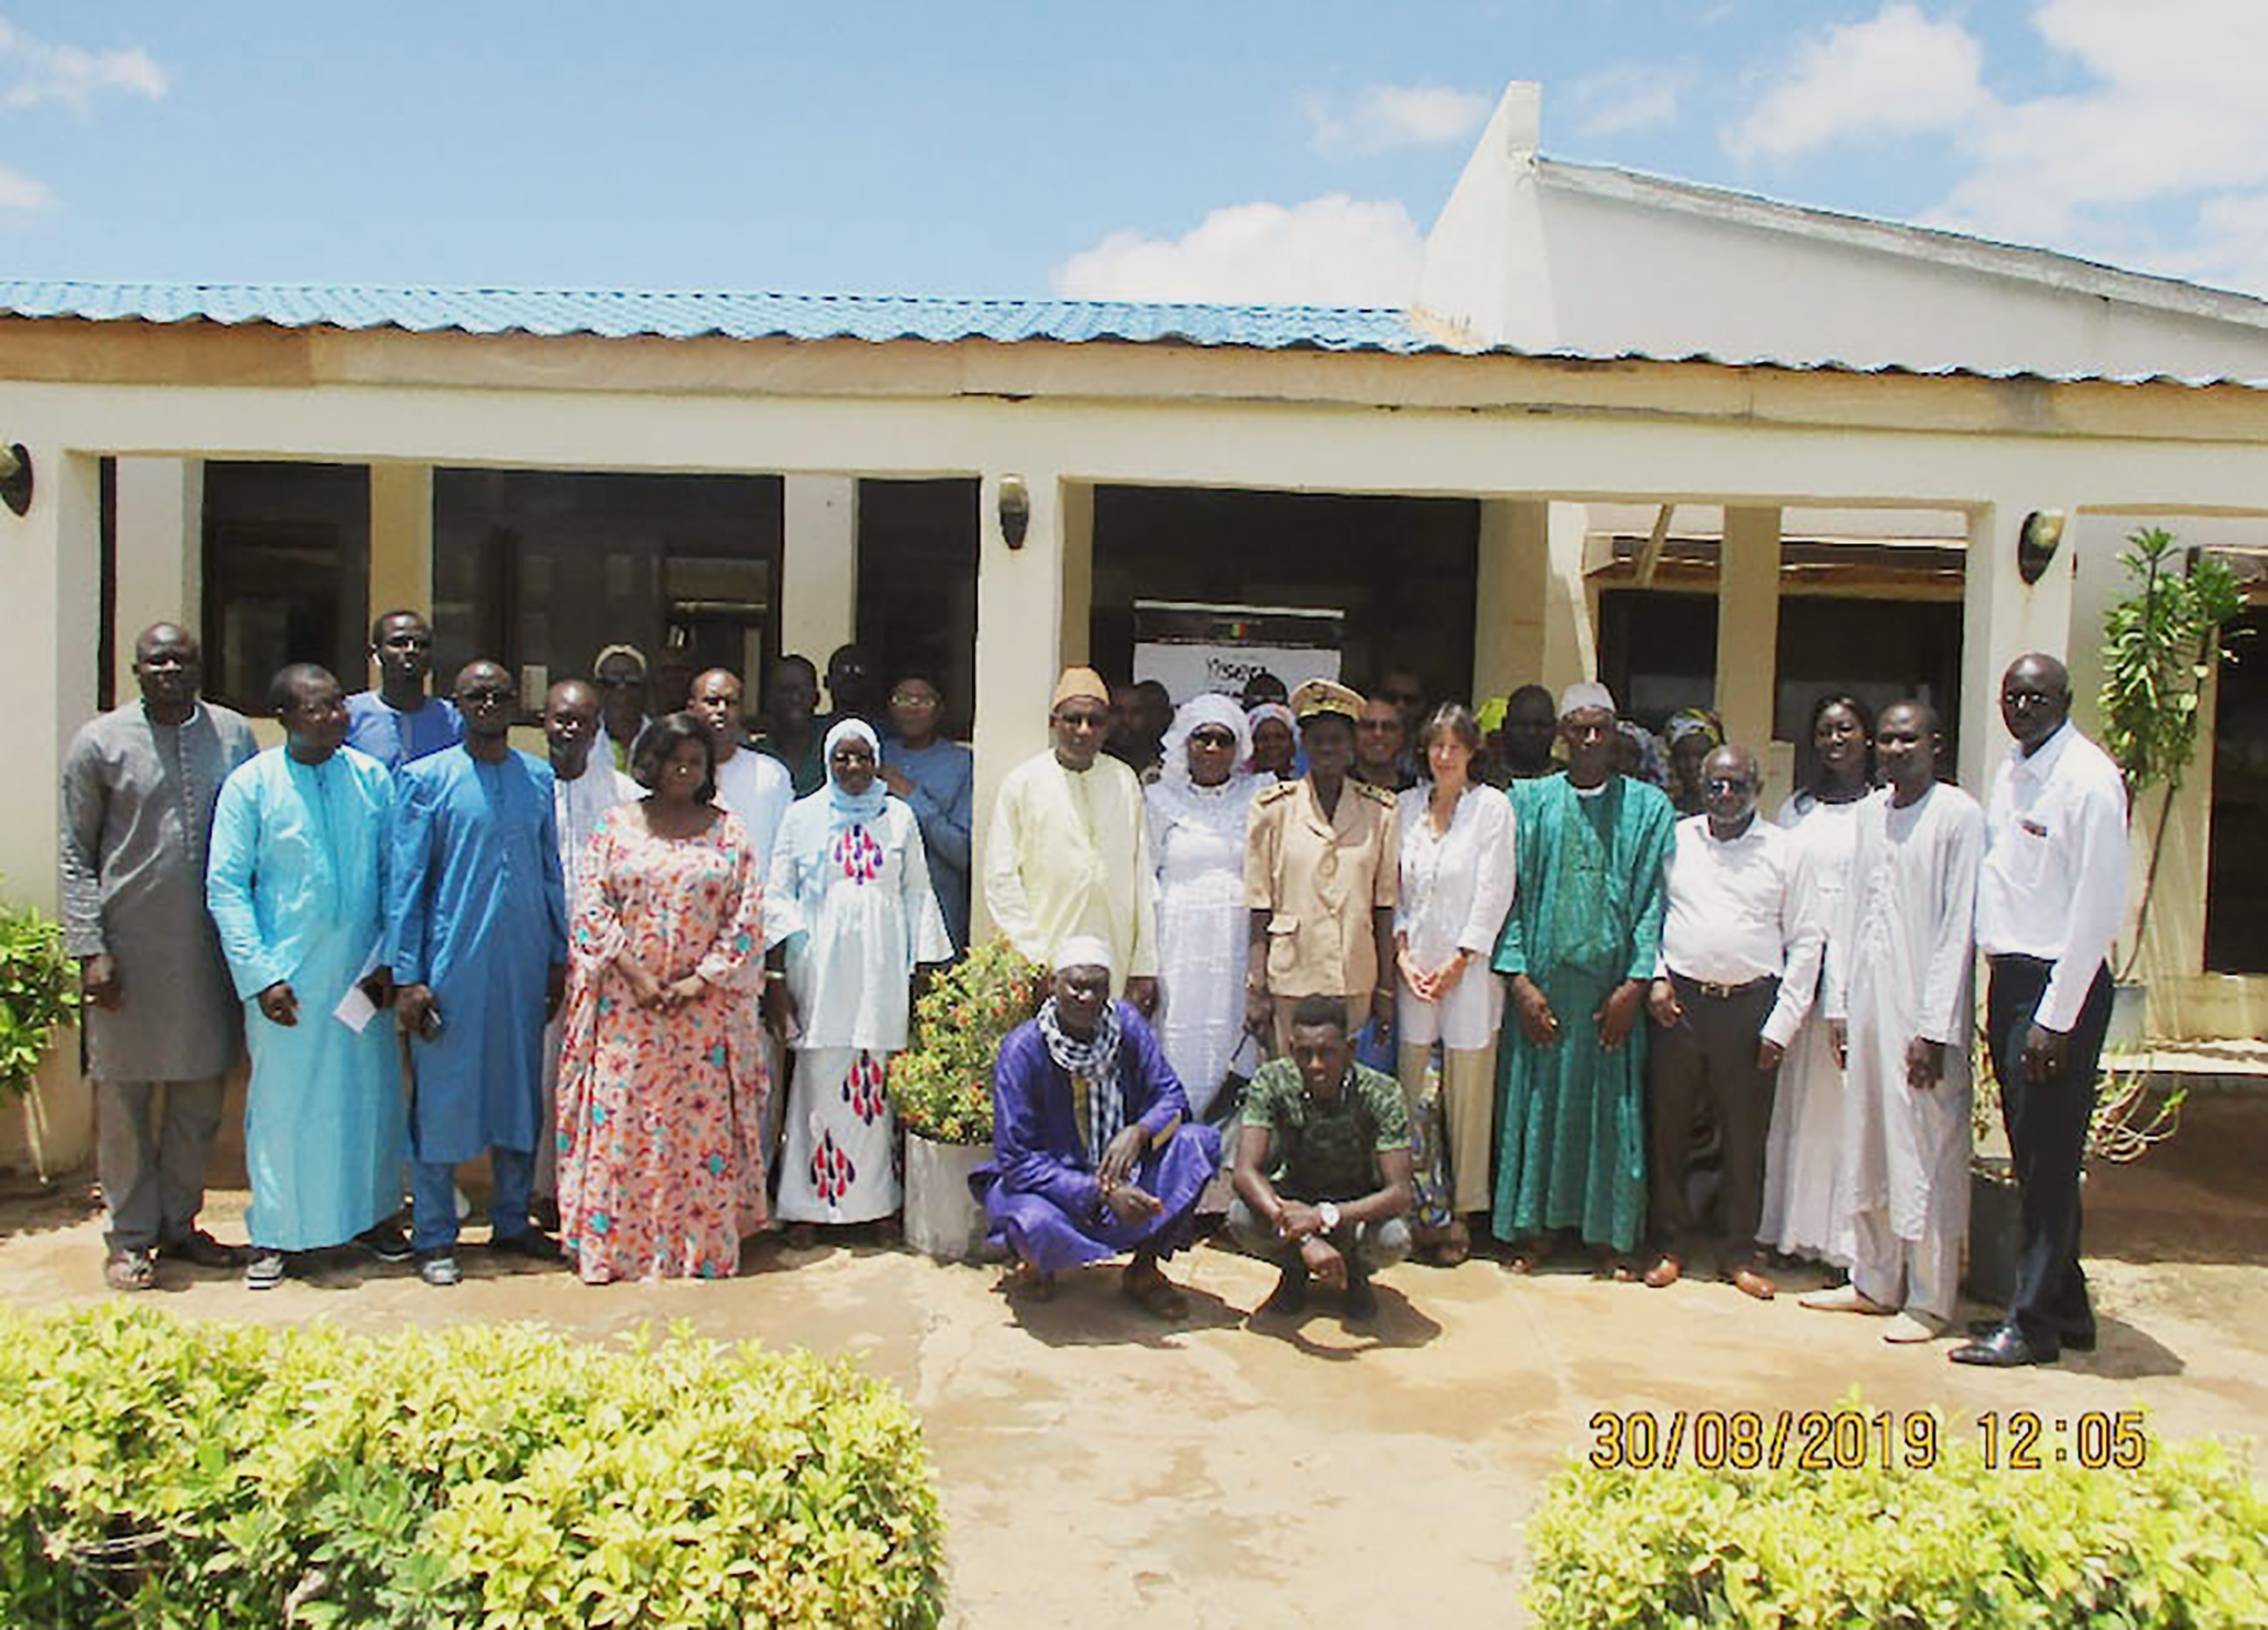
1672, 970, 1776, 1001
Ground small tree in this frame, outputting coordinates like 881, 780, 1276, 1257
2096, 526, 2245, 975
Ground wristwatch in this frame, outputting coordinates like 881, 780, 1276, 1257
1315, 1200, 1342, 1233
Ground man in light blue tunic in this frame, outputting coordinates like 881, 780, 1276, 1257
207, 665, 410, 1288
388, 659, 570, 1285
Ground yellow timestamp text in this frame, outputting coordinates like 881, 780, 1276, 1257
1587, 1409, 2150, 1473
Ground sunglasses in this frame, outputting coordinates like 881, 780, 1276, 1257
1189, 729, 1236, 747
459, 687, 514, 706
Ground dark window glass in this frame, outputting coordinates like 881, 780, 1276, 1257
200, 462, 369, 715
431, 470, 781, 717
2205, 608, 2268, 973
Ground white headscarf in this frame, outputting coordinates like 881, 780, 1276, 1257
1242, 701, 1297, 777
1159, 694, 1254, 790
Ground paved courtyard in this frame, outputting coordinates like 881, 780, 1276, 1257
2, 1094, 2262, 1627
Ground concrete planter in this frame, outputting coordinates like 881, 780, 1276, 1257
904, 1134, 994, 1262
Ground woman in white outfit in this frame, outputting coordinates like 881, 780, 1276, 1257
1760, 692, 1875, 1271
1394, 703, 1517, 1265
764, 718, 953, 1245
1144, 695, 1261, 1119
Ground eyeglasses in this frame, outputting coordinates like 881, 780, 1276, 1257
1703, 776, 1750, 794
458, 687, 514, 705
890, 691, 940, 707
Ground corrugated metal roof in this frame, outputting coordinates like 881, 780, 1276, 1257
0, 278, 1444, 353
0, 276, 2262, 388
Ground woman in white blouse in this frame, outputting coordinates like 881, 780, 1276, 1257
1144, 694, 1261, 1119
1395, 703, 1517, 1265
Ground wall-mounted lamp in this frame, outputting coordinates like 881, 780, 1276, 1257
998, 474, 1030, 550
0, 443, 30, 518
2017, 508, 2065, 585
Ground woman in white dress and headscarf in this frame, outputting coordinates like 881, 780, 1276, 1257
764, 718, 953, 1244
1144, 694, 1261, 1119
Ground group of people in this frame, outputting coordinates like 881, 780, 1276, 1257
64, 614, 969, 1291
973, 659, 2125, 1366
63, 615, 2125, 1368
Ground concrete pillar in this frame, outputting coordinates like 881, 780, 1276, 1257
0, 444, 102, 1174
368, 463, 433, 689
1715, 506, 1782, 753
111, 458, 204, 704
1956, 500, 2076, 795
969, 472, 1081, 941
1060, 479, 1094, 668
1473, 499, 1593, 701
782, 475, 858, 668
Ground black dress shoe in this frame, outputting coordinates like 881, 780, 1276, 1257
1968, 1316, 2096, 1351
1263, 1263, 1309, 1315
489, 1230, 565, 1263
1950, 1325, 2058, 1368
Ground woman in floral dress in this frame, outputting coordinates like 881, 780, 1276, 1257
556, 712, 768, 1284
766, 718, 953, 1242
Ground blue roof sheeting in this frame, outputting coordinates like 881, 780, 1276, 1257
0, 278, 1446, 353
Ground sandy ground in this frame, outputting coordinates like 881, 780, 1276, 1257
2, 1095, 2263, 1627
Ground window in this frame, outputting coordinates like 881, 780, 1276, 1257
201, 462, 370, 715
2204, 608, 2268, 973
431, 469, 782, 715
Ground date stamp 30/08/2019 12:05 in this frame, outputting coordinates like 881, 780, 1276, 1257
1586, 1409, 2151, 1473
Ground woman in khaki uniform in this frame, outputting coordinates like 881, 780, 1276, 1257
1243, 680, 1399, 1057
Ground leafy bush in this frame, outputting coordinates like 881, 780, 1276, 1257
0, 1304, 946, 1628
0, 887, 78, 1098
886, 937, 1045, 1145
1528, 1405, 2265, 1628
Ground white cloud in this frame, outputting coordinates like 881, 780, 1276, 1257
0, 17, 167, 114
1721, 0, 2268, 296
1565, 64, 1684, 138
1307, 83, 1490, 157
1722, 3, 1986, 160
1051, 195, 1424, 306
0, 158, 49, 207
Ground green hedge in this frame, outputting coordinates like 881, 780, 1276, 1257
0, 1305, 945, 1628
1528, 1410, 2265, 1628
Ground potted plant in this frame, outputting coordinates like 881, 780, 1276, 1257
886, 938, 1045, 1261
2096, 524, 2245, 1047
0, 886, 80, 1179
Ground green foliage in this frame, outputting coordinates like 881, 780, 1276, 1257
0, 1304, 947, 1629
0, 887, 78, 1099
2098, 526, 2245, 802
886, 937, 1045, 1145
1528, 1403, 2267, 1628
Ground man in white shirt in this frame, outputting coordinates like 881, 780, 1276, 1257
534, 679, 640, 1225
690, 668, 793, 871
1952, 654, 2128, 1368
1642, 745, 1824, 1301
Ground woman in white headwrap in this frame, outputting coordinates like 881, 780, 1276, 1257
1144, 695, 1261, 1117
764, 718, 954, 1242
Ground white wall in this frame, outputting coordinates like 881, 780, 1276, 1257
1417, 84, 2268, 382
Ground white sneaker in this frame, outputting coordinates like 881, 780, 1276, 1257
243, 1249, 287, 1291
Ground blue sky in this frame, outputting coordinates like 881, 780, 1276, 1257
4, 1, 2266, 302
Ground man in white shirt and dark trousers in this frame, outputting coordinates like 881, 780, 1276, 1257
1952, 654, 2128, 1368
1642, 745, 1824, 1301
